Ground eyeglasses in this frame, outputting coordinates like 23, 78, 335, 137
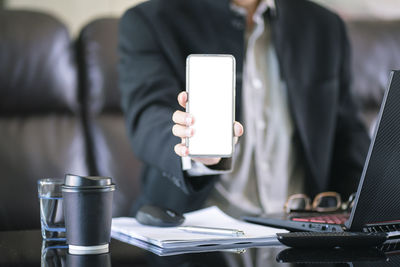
284, 192, 356, 213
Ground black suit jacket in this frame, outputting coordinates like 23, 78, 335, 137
119, 0, 370, 215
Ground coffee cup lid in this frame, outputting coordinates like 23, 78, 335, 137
64, 174, 112, 187
62, 174, 115, 192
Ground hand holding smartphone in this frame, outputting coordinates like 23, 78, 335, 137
185, 54, 236, 157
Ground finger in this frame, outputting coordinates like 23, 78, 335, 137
177, 91, 188, 109
234, 136, 239, 145
172, 124, 194, 138
174, 143, 189, 157
234, 121, 244, 137
172, 110, 194, 126
192, 157, 221, 166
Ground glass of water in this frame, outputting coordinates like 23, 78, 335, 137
38, 178, 66, 241
41, 241, 67, 267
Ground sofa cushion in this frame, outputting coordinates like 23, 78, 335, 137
0, 10, 87, 230
0, 10, 78, 114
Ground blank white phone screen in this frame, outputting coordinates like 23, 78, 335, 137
186, 55, 235, 157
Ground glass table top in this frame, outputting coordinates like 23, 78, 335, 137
1, 229, 399, 267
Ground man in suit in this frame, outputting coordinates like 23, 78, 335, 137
119, 0, 370, 216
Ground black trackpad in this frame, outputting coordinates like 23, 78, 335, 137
136, 204, 185, 227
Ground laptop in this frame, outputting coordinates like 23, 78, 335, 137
244, 70, 400, 234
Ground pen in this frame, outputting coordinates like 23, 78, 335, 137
178, 226, 245, 237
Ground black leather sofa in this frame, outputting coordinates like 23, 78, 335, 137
0, 10, 141, 230
0, 9, 399, 231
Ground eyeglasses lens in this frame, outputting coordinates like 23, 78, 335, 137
315, 196, 339, 210
288, 198, 309, 211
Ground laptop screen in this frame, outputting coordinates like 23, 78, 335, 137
347, 71, 400, 231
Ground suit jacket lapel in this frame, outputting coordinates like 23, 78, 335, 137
269, 0, 336, 193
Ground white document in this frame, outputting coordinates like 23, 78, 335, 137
111, 206, 285, 254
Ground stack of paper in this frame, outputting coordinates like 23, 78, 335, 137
111, 206, 286, 256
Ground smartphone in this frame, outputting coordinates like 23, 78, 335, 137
186, 54, 235, 157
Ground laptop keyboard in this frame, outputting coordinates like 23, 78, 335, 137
291, 214, 350, 224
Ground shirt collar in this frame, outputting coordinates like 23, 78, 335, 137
230, 0, 276, 16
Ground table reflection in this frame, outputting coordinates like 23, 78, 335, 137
276, 247, 387, 264
41, 241, 111, 267
41, 241, 67, 267
143, 241, 400, 267
38, 234, 400, 267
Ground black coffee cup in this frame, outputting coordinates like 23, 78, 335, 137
62, 174, 115, 255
